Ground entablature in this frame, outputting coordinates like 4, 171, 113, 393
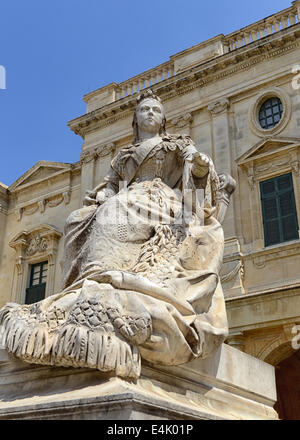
68, 19, 300, 138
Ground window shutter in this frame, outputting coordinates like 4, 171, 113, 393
260, 173, 299, 247
25, 284, 46, 305
25, 261, 48, 304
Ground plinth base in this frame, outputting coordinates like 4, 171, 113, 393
0, 344, 278, 420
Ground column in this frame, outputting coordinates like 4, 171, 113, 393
293, 0, 300, 20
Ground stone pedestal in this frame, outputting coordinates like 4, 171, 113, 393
0, 344, 278, 420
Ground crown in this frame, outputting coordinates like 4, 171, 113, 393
136, 89, 162, 106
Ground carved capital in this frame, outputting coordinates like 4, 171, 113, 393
171, 113, 193, 129
81, 143, 116, 164
80, 150, 95, 164
95, 142, 116, 158
208, 98, 230, 115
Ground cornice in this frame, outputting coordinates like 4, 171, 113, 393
68, 24, 300, 138
226, 283, 300, 307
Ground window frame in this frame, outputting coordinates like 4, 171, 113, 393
258, 97, 283, 130
9, 225, 62, 304
249, 88, 291, 138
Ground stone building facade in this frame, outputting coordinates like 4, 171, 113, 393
1, 1, 300, 419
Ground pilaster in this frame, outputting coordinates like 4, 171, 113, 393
208, 98, 236, 238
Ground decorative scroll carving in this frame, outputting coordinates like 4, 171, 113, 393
215, 173, 236, 224
291, 160, 300, 176
26, 235, 48, 256
16, 192, 72, 221
221, 261, 243, 283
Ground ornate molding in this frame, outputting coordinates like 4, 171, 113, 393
16, 191, 72, 221
9, 225, 62, 259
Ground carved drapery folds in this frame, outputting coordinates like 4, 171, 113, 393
9, 225, 62, 303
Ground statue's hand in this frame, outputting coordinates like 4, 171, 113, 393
96, 190, 107, 204
83, 190, 97, 206
192, 152, 213, 178
96, 188, 116, 205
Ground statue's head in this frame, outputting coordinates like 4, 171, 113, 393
132, 89, 166, 143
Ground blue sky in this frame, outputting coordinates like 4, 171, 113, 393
0, 0, 292, 186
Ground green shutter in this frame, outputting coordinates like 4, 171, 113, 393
260, 173, 299, 247
25, 284, 46, 305
25, 261, 48, 304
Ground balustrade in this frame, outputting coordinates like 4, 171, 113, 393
110, 2, 299, 103
115, 60, 175, 100
224, 4, 298, 53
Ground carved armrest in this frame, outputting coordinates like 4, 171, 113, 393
215, 173, 236, 224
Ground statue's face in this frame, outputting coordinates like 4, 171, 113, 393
135, 98, 164, 135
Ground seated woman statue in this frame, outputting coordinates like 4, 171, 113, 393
0, 90, 230, 379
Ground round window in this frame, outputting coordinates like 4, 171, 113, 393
258, 97, 283, 129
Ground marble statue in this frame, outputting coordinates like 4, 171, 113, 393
0, 90, 235, 379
